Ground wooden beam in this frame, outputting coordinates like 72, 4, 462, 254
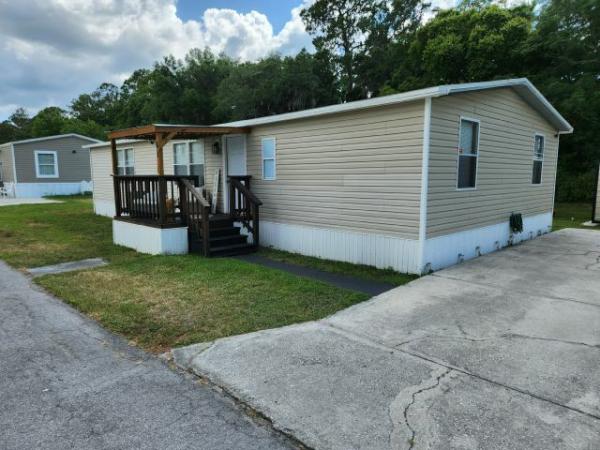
108, 125, 156, 140
108, 124, 251, 141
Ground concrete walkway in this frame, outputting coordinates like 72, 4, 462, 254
0, 261, 295, 450
27, 258, 108, 277
174, 229, 600, 450
236, 254, 395, 296
0, 198, 61, 207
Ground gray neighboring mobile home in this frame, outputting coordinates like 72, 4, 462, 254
87, 78, 573, 274
0, 134, 101, 198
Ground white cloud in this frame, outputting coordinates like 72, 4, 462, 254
0, 0, 314, 120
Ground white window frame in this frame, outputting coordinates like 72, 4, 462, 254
117, 148, 135, 176
172, 141, 205, 183
34, 150, 59, 178
532, 133, 545, 185
456, 116, 480, 191
261, 137, 277, 181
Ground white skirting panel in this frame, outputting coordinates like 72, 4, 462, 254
113, 220, 188, 255
15, 181, 93, 198
423, 212, 553, 272
260, 221, 420, 274
94, 199, 116, 217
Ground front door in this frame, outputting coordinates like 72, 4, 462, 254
225, 135, 247, 212
226, 136, 246, 176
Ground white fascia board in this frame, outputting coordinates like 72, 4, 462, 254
84, 139, 145, 149
8, 134, 102, 146
218, 78, 573, 133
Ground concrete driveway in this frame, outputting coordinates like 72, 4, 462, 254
0, 261, 294, 450
174, 229, 600, 450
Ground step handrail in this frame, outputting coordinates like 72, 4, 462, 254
229, 176, 262, 247
180, 178, 211, 256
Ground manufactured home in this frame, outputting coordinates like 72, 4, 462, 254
88, 78, 573, 274
0, 134, 100, 198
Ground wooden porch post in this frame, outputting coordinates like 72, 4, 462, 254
111, 139, 121, 217
155, 133, 165, 176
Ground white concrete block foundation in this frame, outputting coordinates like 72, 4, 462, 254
113, 220, 188, 255
423, 212, 553, 272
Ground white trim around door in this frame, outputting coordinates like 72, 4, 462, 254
223, 134, 248, 213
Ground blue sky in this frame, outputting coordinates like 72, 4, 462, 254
177, 0, 302, 32
0, 0, 313, 120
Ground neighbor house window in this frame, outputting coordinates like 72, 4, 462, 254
457, 118, 479, 189
532, 134, 544, 185
117, 148, 134, 175
261, 137, 276, 180
35, 150, 58, 178
173, 142, 204, 185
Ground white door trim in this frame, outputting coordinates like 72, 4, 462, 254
223, 134, 248, 213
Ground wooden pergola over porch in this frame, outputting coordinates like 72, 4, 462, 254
106, 124, 261, 257
107, 123, 249, 176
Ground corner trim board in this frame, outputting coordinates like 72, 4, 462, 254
417, 97, 432, 274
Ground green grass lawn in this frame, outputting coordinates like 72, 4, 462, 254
553, 202, 597, 231
1, 196, 409, 352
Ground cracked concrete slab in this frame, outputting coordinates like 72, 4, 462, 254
26, 257, 107, 277
175, 229, 600, 449
328, 274, 600, 417
0, 261, 294, 450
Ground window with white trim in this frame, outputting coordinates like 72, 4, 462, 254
35, 151, 58, 178
457, 119, 479, 189
117, 148, 134, 175
173, 142, 204, 185
261, 137, 276, 180
532, 134, 544, 185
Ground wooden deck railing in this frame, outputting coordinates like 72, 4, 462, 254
113, 175, 198, 226
229, 176, 263, 246
179, 178, 211, 256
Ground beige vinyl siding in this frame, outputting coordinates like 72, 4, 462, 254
204, 137, 224, 211
245, 101, 425, 239
14, 136, 94, 183
0, 144, 14, 183
90, 140, 218, 205
91, 141, 168, 204
90, 145, 113, 203
427, 88, 559, 237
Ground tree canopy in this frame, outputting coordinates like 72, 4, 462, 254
1, 0, 596, 201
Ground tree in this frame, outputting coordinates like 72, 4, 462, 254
301, 0, 427, 100
71, 83, 121, 126
524, 0, 600, 201
387, 4, 534, 91
30, 107, 68, 137
301, 0, 376, 100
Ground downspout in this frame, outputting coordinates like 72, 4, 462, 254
417, 97, 432, 274
11, 144, 18, 197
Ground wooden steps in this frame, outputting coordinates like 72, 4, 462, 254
188, 214, 257, 257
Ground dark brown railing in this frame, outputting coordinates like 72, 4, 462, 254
179, 178, 211, 256
113, 175, 198, 226
229, 176, 262, 246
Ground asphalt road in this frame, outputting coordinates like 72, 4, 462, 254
0, 261, 294, 450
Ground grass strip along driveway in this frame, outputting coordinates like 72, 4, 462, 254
0, 196, 394, 352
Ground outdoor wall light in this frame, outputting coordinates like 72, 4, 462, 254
212, 141, 221, 154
